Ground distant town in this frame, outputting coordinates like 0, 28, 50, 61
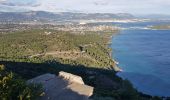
0, 23, 121, 34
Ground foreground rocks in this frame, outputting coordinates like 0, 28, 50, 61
27, 71, 94, 100
59, 71, 85, 85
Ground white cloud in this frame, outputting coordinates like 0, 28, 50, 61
26, 0, 170, 14
0, 0, 170, 14
0, 0, 6, 2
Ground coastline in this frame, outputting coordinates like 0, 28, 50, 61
110, 28, 170, 98
104, 30, 123, 72
149, 25, 170, 30
1, 28, 169, 99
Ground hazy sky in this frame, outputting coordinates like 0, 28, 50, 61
0, 0, 170, 14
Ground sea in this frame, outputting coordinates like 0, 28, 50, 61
111, 20, 170, 96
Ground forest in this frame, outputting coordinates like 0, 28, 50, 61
0, 29, 120, 71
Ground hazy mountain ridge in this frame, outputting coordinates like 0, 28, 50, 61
0, 11, 135, 23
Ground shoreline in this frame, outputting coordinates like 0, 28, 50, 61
110, 29, 170, 98
1, 27, 169, 99
104, 31, 123, 72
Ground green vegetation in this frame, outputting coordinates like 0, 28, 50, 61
150, 25, 170, 30
0, 65, 43, 100
0, 29, 165, 100
0, 29, 119, 70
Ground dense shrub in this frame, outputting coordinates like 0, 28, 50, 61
0, 65, 43, 100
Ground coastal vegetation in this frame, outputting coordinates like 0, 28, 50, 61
149, 24, 170, 30
0, 65, 43, 100
0, 29, 120, 71
0, 29, 166, 100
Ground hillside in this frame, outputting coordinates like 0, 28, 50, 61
0, 29, 120, 71
0, 29, 166, 100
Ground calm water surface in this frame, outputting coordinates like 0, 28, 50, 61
111, 21, 170, 96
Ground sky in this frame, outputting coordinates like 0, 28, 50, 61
0, 0, 170, 14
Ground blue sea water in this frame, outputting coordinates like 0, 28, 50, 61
111, 21, 170, 96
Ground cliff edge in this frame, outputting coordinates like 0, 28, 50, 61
27, 72, 94, 100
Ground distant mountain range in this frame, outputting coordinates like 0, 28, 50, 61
0, 11, 135, 23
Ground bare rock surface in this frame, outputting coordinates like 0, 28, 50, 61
27, 72, 93, 100
59, 71, 85, 85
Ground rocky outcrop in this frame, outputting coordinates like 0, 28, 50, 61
59, 71, 84, 85
27, 72, 93, 100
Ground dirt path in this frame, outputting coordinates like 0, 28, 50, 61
29, 50, 97, 62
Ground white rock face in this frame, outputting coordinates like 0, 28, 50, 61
59, 71, 85, 85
